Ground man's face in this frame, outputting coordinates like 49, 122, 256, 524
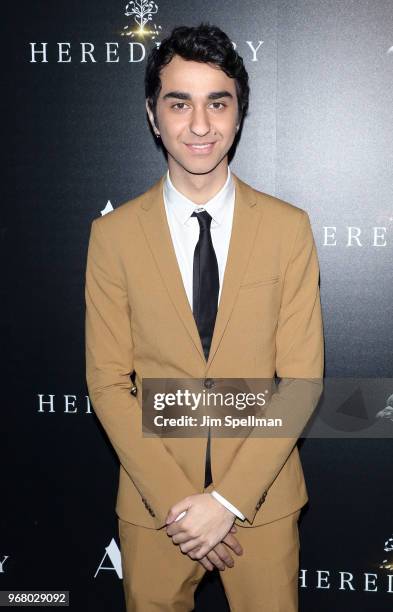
146, 54, 239, 176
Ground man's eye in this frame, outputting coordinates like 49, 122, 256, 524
172, 102, 188, 110
170, 102, 226, 110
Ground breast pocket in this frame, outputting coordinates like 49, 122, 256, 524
239, 274, 280, 291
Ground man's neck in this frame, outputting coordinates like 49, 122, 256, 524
167, 160, 229, 205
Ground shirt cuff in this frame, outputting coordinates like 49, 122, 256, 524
210, 490, 246, 520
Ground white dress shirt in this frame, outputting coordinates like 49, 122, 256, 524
163, 166, 245, 522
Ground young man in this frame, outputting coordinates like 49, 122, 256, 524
85, 23, 324, 611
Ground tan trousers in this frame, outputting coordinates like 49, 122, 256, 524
118, 507, 301, 612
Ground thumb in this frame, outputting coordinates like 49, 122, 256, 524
165, 498, 191, 525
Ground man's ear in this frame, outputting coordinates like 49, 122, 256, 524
145, 99, 160, 137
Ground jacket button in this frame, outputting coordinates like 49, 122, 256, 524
131, 385, 137, 396
204, 378, 214, 389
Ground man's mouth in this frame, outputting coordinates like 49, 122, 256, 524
184, 142, 216, 154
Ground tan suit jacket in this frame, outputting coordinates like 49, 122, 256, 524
85, 172, 324, 530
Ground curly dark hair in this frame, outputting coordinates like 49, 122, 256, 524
145, 23, 250, 128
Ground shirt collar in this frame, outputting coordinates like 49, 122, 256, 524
163, 166, 234, 227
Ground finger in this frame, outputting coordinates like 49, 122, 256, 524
222, 534, 243, 555
167, 521, 195, 538
198, 556, 214, 571
166, 520, 191, 537
166, 523, 182, 537
182, 544, 207, 561
166, 499, 191, 525
212, 543, 234, 568
206, 549, 226, 571
171, 531, 198, 546
179, 538, 202, 555
223, 534, 243, 555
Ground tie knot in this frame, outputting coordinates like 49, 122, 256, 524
191, 209, 212, 230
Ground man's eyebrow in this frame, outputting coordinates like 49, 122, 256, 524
162, 90, 234, 101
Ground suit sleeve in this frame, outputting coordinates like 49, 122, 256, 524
85, 218, 199, 529
213, 210, 324, 524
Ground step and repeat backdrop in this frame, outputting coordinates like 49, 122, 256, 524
3, 1, 392, 610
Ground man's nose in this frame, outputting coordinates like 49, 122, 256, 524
189, 107, 211, 137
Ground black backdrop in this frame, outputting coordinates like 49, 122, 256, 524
3, 1, 393, 610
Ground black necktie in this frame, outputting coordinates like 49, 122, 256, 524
191, 210, 219, 488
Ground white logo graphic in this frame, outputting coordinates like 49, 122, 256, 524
94, 538, 123, 578
300, 534, 393, 593
122, 1, 162, 39
28, 0, 264, 65
37, 394, 92, 414
101, 200, 114, 216
380, 537, 393, 571
322, 225, 391, 247
0, 556, 9, 573
376, 394, 393, 423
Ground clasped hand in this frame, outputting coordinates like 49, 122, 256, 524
165, 493, 243, 571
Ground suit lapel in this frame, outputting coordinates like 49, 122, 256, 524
206, 174, 263, 369
138, 175, 205, 362
137, 172, 264, 370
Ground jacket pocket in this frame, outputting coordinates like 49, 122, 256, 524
239, 275, 280, 290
